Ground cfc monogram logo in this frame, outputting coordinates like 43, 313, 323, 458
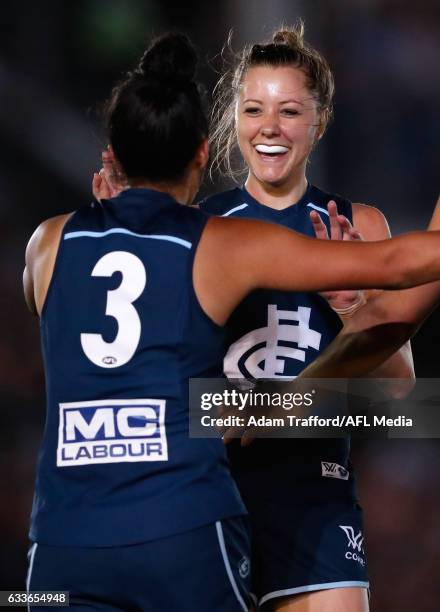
224, 305, 321, 379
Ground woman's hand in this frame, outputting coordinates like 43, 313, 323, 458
92, 147, 128, 201
309, 200, 365, 314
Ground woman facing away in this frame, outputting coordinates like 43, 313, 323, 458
26, 32, 440, 612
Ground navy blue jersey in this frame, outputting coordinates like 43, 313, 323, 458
200, 184, 354, 489
31, 188, 245, 547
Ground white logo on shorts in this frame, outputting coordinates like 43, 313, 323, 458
321, 461, 349, 480
339, 525, 366, 567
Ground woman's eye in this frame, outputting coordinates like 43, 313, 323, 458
244, 107, 260, 114
282, 108, 299, 116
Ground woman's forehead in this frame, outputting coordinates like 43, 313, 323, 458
240, 65, 310, 100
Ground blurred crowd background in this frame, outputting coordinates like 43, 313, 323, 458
1, 1, 439, 610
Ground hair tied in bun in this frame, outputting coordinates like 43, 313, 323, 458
137, 32, 197, 84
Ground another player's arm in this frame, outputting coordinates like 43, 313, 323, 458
23, 214, 72, 317
350, 203, 414, 392
298, 196, 440, 379
298, 284, 439, 379
194, 214, 440, 326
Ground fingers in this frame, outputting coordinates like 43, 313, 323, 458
222, 424, 248, 445
339, 217, 363, 242
216, 405, 243, 442
311, 202, 355, 242
348, 227, 362, 241
310, 210, 329, 240
101, 148, 128, 196
314, 200, 363, 243
222, 421, 258, 446
92, 171, 111, 201
337, 214, 353, 241
241, 428, 256, 447
102, 148, 115, 174
328, 200, 344, 240
102, 150, 117, 187
216, 403, 257, 445
92, 172, 102, 200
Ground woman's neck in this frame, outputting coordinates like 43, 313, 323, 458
127, 178, 192, 206
244, 173, 308, 210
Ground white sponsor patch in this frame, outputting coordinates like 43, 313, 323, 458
321, 461, 349, 480
57, 399, 167, 466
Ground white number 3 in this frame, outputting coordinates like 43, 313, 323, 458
81, 251, 147, 368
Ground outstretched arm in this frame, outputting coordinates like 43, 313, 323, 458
310, 201, 414, 394
299, 283, 439, 379
349, 203, 414, 392
300, 197, 440, 379
194, 196, 440, 326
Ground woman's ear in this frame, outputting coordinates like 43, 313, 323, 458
315, 108, 330, 142
195, 138, 209, 169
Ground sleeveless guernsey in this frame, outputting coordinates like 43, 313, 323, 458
31, 188, 245, 546
200, 184, 354, 499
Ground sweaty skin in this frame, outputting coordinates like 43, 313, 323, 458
300, 197, 440, 380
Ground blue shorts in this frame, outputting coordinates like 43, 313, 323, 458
248, 498, 368, 608
27, 517, 251, 612
230, 451, 369, 609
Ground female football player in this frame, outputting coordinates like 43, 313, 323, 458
201, 23, 413, 611
81, 30, 438, 612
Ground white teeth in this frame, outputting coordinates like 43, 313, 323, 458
255, 144, 289, 154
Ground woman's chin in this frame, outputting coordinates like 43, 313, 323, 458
255, 172, 289, 189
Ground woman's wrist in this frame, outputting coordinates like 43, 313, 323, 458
332, 292, 367, 322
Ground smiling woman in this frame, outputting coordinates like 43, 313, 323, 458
237, 64, 323, 208
201, 21, 414, 612
210, 27, 333, 207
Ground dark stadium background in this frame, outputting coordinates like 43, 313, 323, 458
1, 1, 439, 610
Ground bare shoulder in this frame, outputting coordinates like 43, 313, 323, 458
26, 213, 73, 265
24, 213, 73, 316
352, 202, 391, 239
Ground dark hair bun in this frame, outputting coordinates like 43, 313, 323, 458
105, 31, 208, 183
137, 33, 197, 83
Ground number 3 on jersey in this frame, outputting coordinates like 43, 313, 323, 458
80, 251, 146, 368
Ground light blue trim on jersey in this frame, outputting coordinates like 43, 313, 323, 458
26, 543, 38, 611
215, 521, 248, 612
307, 202, 330, 217
221, 203, 249, 217
259, 580, 370, 607
249, 593, 258, 607
64, 228, 192, 249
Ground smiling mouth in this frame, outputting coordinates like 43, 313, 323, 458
254, 144, 289, 160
